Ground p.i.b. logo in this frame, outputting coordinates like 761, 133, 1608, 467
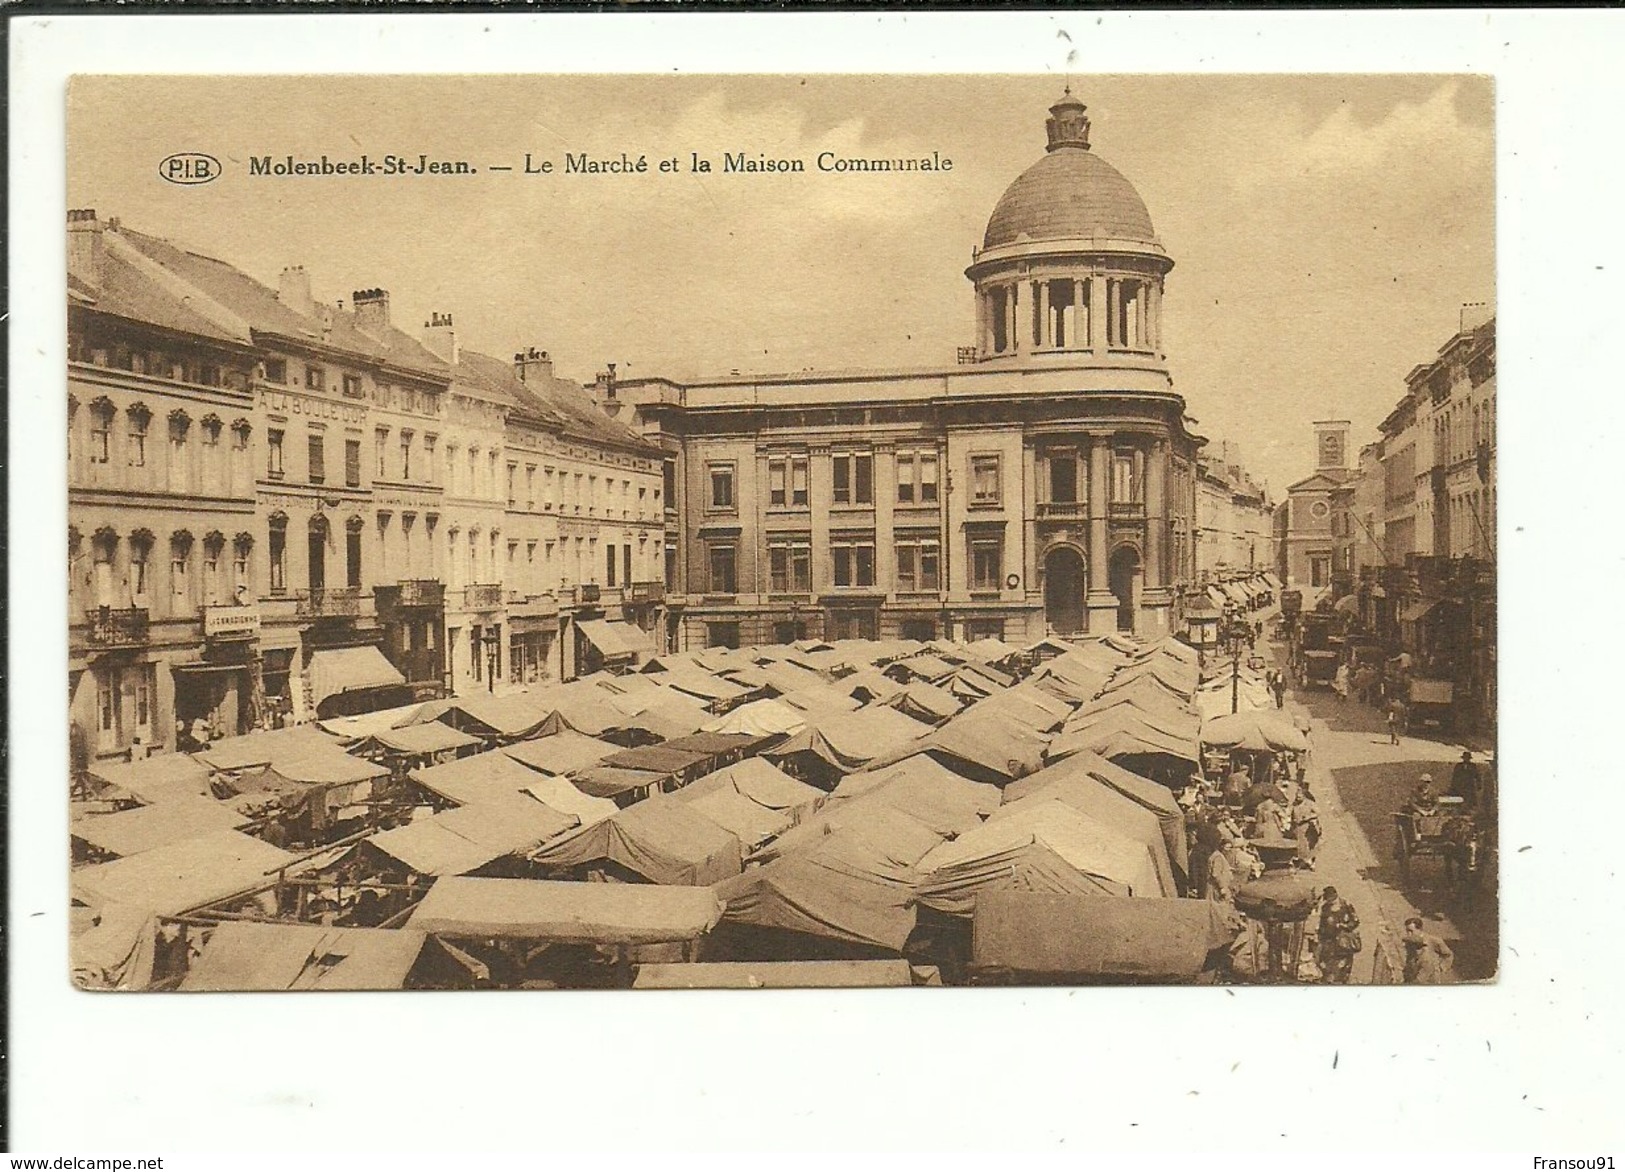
159, 152, 221, 185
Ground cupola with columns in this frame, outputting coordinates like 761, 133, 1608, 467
967, 90, 1173, 366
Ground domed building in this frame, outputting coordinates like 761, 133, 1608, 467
617, 93, 1203, 652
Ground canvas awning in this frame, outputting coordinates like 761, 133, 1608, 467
502, 731, 620, 778
569, 765, 667, 800
530, 796, 743, 885
307, 646, 406, 709
408, 752, 559, 808
970, 891, 1238, 981
700, 698, 808, 739
87, 753, 216, 805
355, 723, 482, 757
71, 830, 298, 916
364, 800, 578, 876
407, 877, 725, 944
179, 921, 428, 991
72, 795, 247, 858
577, 618, 656, 660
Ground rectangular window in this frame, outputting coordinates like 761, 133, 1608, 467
897, 453, 915, 503
767, 537, 811, 592
346, 528, 362, 588
606, 543, 618, 587
400, 433, 413, 481
791, 456, 809, 506
135, 666, 152, 730
663, 460, 677, 508
707, 622, 741, 651
234, 547, 249, 592
831, 452, 875, 505
341, 373, 363, 399
508, 464, 518, 507
896, 538, 941, 592
202, 548, 220, 604
624, 545, 632, 588
769, 458, 788, 507
1112, 452, 1139, 503
526, 465, 536, 509
345, 439, 361, 487
919, 452, 939, 503
970, 454, 1001, 506
832, 537, 876, 588
305, 365, 326, 391
423, 435, 438, 484
970, 536, 1002, 590
267, 429, 284, 477
307, 433, 325, 484
708, 544, 737, 593
375, 429, 389, 479
1049, 453, 1078, 502
709, 463, 735, 510
171, 550, 188, 602
262, 359, 287, 384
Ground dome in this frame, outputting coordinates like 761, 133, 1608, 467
981, 95, 1158, 251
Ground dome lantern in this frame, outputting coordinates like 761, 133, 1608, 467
1045, 88, 1091, 152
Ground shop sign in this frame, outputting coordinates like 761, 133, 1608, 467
205, 605, 262, 639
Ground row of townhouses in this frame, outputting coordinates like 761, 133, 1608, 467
68, 209, 665, 761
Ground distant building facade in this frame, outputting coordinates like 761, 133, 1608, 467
1195, 438, 1273, 580
1275, 419, 1354, 596
617, 93, 1205, 649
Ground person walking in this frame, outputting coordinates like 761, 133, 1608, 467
1271, 672, 1287, 709
1386, 702, 1401, 746
1450, 751, 1483, 809
1292, 786, 1321, 869
1402, 917, 1456, 984
1316, 886, 1362, 985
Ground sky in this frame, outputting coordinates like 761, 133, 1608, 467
68, 73, 1493, 496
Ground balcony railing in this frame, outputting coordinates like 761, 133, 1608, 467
577, 583, 601, 605
1107, 500, 1146, 520
392, 579, 446, 608
1036, 501, 1087, 520
295, 587, 361, 618
628, 580, 665, 603
464, 583, 504, 611
84, 606, 150, 647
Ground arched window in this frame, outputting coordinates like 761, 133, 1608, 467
232, 532, 254, 597
170, 530, 194, 610
168, 409, 192, 492
89, 396, 115, 468
126, 402, 152, 469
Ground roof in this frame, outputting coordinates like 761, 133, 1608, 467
116, 227, 451, 379
983, 146, 1159, 251
74, 234, 253, 347
632, 960, 915, 989
197, 725, 343, 772
180, 922, 428, 991
72, 795, 247, 858
460, 348, 656, 455
407, 877, 725, 944
352, 722, 482, 757
699, 697, 809, 739
71, 830, 297, 916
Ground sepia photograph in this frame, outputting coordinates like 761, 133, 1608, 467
63, 72, 1496, 994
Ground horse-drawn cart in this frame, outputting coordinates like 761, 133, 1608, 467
1392, 798, 1482, 895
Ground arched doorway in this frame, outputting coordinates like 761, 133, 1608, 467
1109, 544, 1141, 632
1043, 545, 1086, 635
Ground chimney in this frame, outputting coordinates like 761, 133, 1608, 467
352, 288, 390, 336
278, 266, 315, 317
422, 311, 459, 365
67, 209, 104, 289
513, 347, 555, 383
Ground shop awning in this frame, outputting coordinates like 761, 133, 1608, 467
308, 646, 405, 708
71, 830, 298, 917
577, 619, 656, 660
1401, 598, 1442, 623
72, 795, 248, 858
180, 922, 428, 991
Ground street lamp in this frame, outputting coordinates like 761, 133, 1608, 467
1222, 605, 1249, 715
